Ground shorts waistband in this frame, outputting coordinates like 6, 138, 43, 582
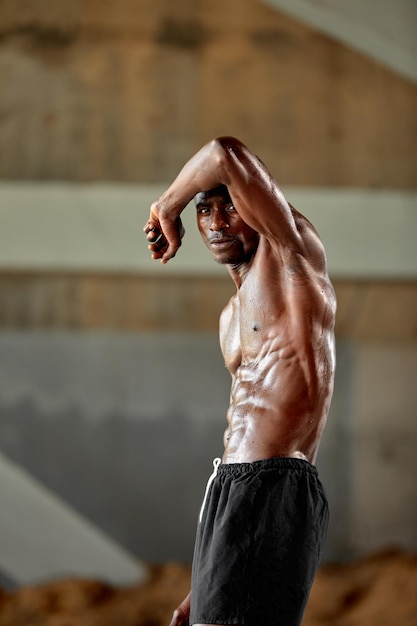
217, 456, 318, 476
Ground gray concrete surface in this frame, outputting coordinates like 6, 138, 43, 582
0, 332, 229, 568
0, 331, 415, 583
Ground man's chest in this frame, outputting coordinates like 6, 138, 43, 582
220, 288, 284, 373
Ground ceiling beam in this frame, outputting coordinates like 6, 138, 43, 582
262, 0, 417, 83
0, 452, 149, 586
1, 182, 416, 279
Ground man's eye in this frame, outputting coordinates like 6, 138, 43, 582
198, 207, 210, 215
226, 204, 236, 212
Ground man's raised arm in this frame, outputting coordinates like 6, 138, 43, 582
144, 136, 313, 264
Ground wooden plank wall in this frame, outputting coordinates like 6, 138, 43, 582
0, 273, 415, 341
0, 0, 416, 187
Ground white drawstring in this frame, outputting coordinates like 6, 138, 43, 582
199, 457, 222, 523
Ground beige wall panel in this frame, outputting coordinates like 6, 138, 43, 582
0, 0, 415, 186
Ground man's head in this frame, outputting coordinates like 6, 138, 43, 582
195, 185, 259, 266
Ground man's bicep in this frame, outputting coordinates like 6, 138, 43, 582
218, 139, 301, 246
229, 177, 303, 250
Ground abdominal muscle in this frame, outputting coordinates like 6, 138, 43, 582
222, 402, 314, 465
220, 347, 330, 466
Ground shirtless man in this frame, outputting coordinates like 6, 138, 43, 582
144, 137, 336, 626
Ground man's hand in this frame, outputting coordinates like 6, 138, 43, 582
143, 201, 185, 264
168, 592, 191, 626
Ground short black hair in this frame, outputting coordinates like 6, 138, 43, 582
194, 184, 231, 205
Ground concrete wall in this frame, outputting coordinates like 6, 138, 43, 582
0, 332, 229, 564
350, 344, 417, 554
5, 330, 412, 566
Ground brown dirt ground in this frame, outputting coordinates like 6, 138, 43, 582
0, 549, 416, 626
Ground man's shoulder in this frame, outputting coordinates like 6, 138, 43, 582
250, 238, 335, 314
252, 235, 321, 276
253, 215, 329, 282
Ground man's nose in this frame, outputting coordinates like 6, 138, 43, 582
210, 210, 229, 231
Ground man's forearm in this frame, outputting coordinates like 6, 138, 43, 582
168, 591, 191, 626
156, 138, 230, 214
144, 139, 230, 263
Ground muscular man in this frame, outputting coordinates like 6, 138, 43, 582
144, 137, 336, 626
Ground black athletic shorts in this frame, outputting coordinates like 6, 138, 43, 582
189, 457, 329, 626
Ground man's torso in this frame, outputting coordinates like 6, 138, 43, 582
219, 236, 336, 465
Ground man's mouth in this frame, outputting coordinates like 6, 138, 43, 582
210, 237, 235, 247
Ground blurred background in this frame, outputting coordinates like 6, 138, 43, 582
0, 0, 416, 596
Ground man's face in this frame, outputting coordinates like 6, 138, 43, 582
195, 186, 259, 265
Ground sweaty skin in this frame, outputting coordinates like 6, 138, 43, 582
144, 136, 336, 626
